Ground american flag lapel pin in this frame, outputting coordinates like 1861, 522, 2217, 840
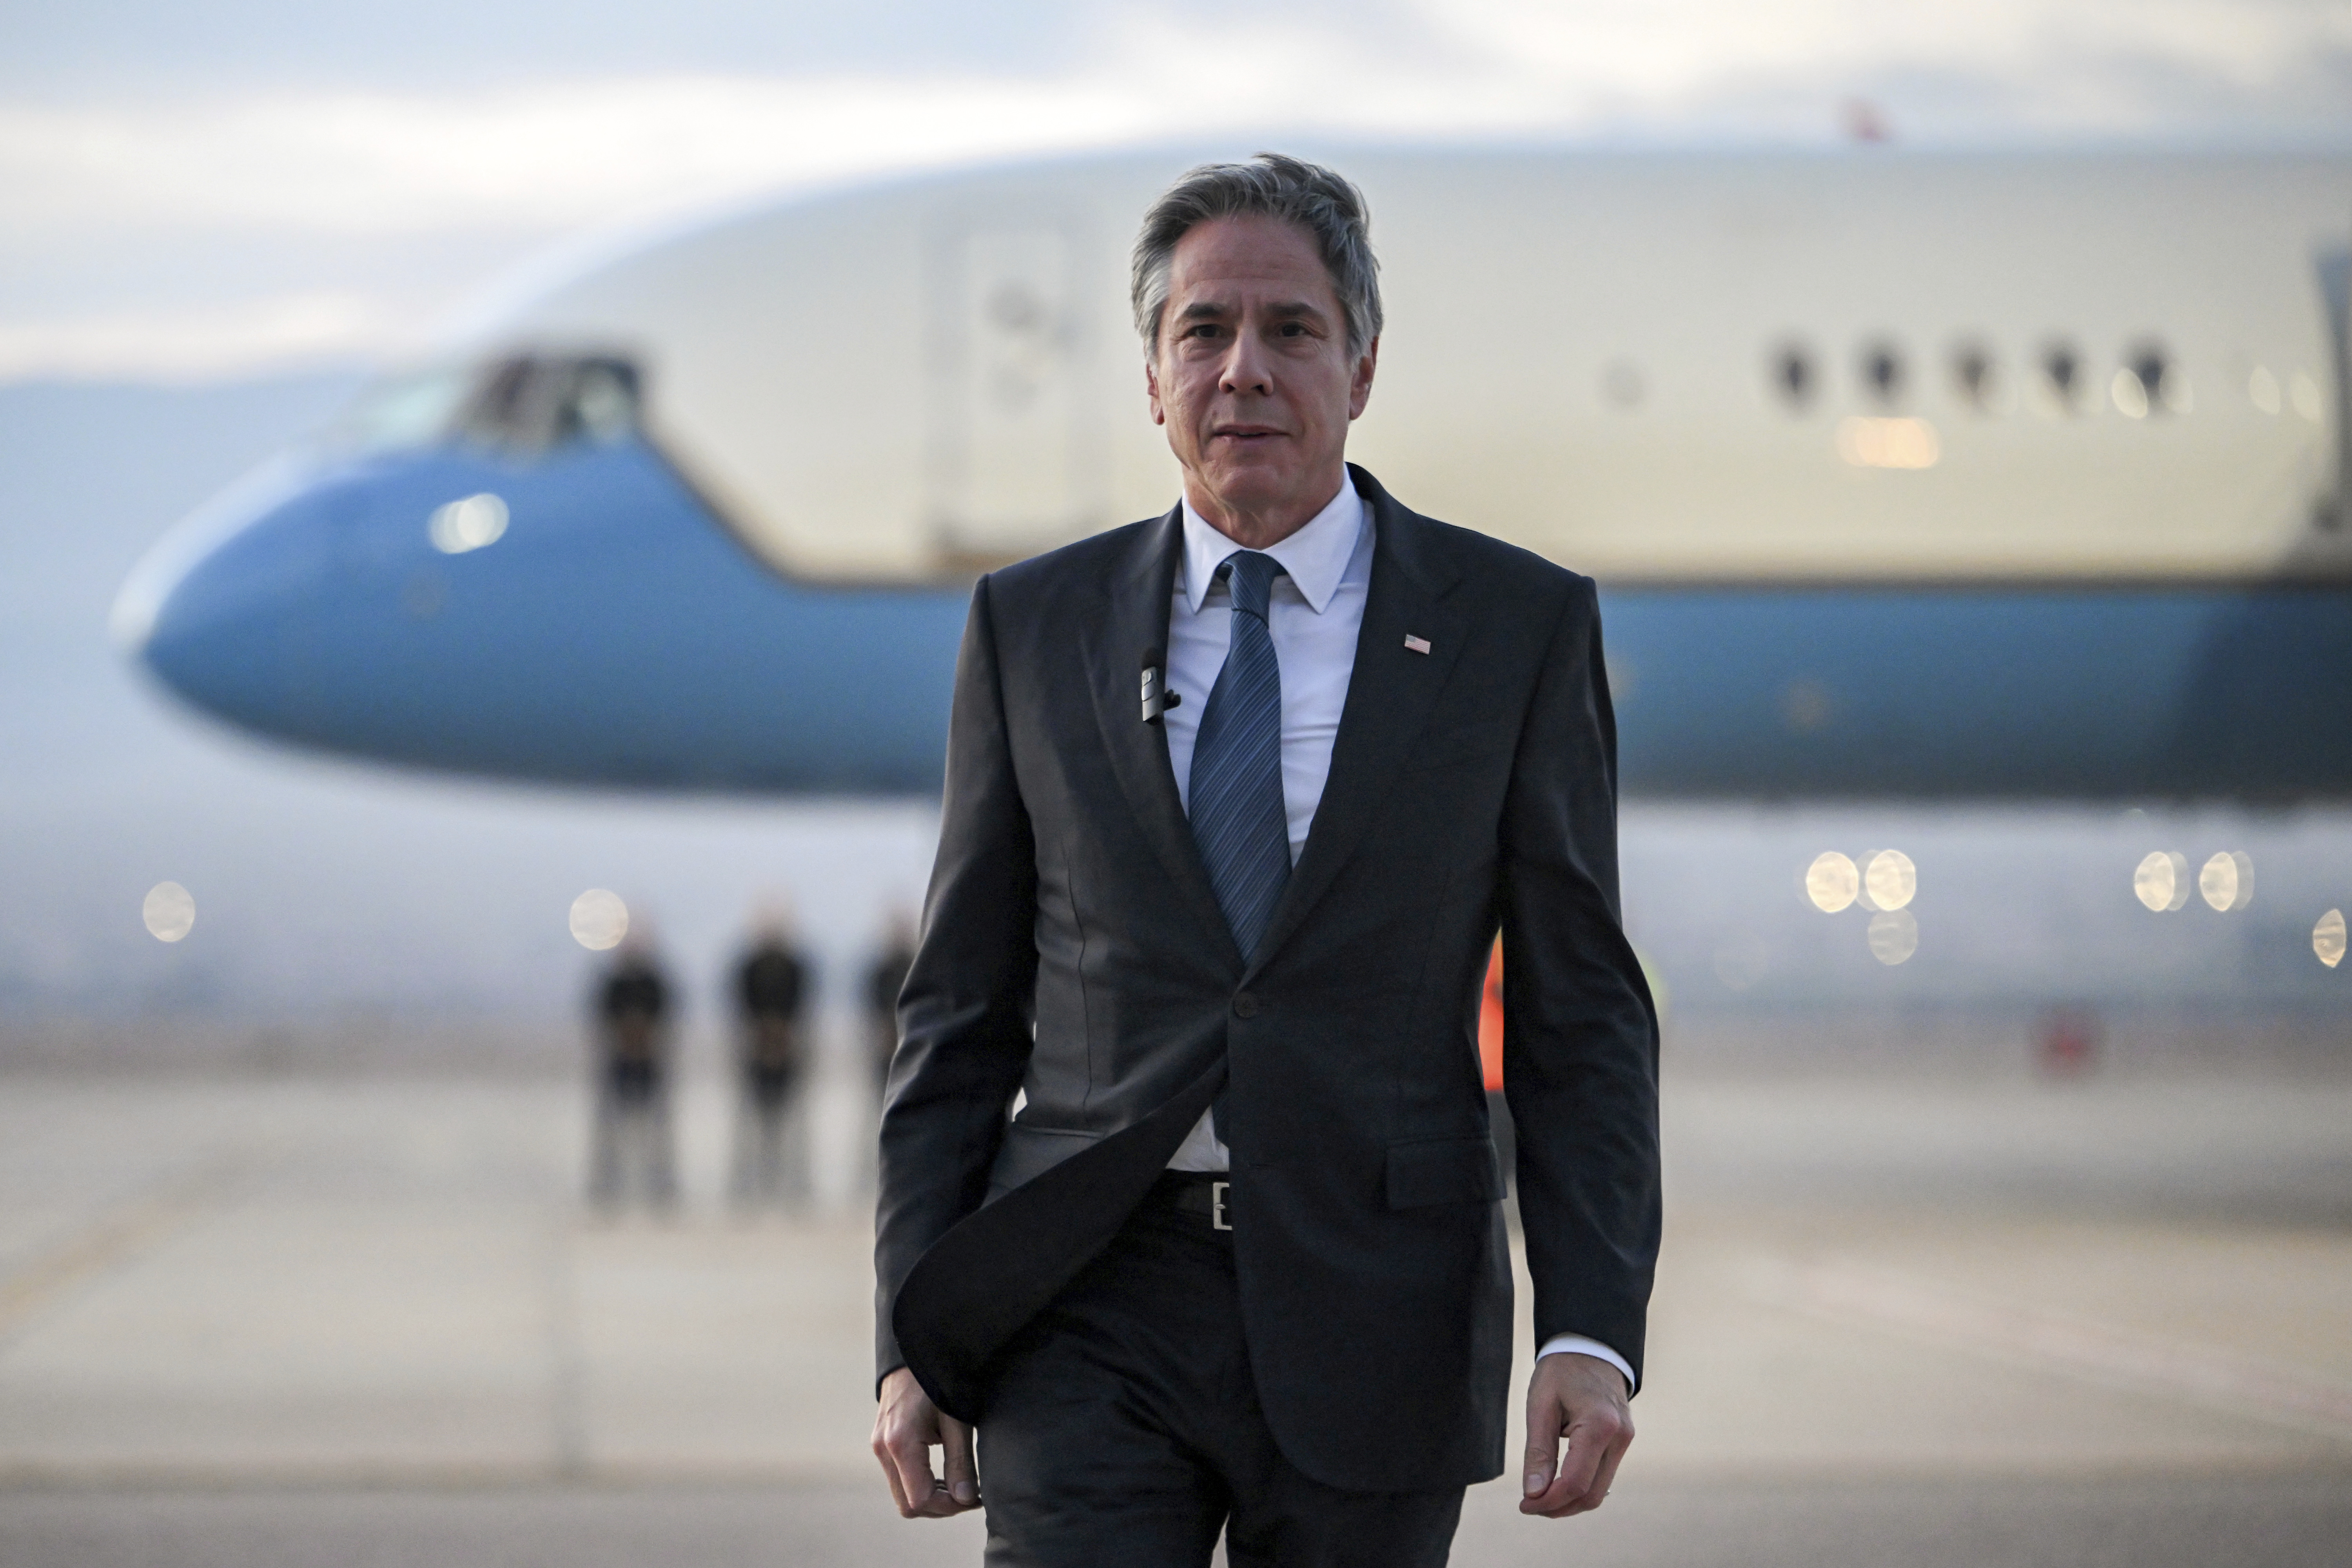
1403, 634, 1432, 655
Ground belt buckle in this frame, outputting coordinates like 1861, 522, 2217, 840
1210, 1180, 1230, 1231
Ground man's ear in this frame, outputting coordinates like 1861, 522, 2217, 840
1145, 351, 1167, 426
1348, 336, 1380, 421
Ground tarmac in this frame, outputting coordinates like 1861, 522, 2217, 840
2, 1065, 2348, 1565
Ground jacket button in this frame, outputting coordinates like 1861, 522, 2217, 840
1232, 992, 1260, 1019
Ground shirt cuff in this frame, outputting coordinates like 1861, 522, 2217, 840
1537, 1334, 1636, 1395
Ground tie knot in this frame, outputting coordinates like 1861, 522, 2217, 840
1220, 551, 1281, 621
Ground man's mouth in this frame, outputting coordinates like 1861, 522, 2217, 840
1211, 425, 1284, 444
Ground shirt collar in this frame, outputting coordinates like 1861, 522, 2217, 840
1178, 471, 1367, 616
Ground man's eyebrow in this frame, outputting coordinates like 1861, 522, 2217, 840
1171, 298, 1331, 322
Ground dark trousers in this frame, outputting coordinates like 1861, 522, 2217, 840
976, 1175, 1465, 1568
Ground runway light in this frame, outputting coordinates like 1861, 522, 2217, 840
2134, 851, 2192, 912
570, 889, 628, 950
2111, 368, 2149, 419
429, 493, 509, 554
1867, 908, 1918, 965
2317, 909, 2347, 969
1864, 849, 1916, 911
1806, 852, 1859, 913
2199, 851, 2254, 913
142, 881, 194, 942
1835, 416, 1939, 469
2249, 367, 2281, 415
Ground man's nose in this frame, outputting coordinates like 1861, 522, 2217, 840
1218, 333, 1274, 396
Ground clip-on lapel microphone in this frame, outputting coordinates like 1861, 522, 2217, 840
1141, 648, 1182, 725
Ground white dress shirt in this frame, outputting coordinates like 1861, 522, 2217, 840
1154, 472, 1634, 1392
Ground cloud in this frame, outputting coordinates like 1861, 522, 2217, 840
0, 292, 405, 383
0, 75, 1166, 239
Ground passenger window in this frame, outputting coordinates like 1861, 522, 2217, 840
1769, 343, 1816, 412
1602, 359, 1646, 410
1858, 340, 1906, 410
2037, 341, 2086, 414
1949, 341, 2002, 413
2123, 341, 2189, 415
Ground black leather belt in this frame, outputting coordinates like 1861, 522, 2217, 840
1149, 1171, 1232, 1230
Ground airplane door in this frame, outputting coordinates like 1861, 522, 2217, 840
930, 225, 1097, 566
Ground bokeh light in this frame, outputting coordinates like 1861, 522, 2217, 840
1864, 849, 1916, 911
2317, 909, 2347, 969
2249, 366, 2282, 415
141, 880, 194, 942
1867, 908, 1918, 965
1806, 851, 1859, 913
2110, 367, 2149, 419
2290, 372, 2323, 423
569, 888, 628, 950
429, 493, 509, 554
1834, 416, 1940, 469
2134, 850, 2192, 912
2199, 851, 2254, 913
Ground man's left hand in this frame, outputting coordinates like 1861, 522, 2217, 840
1519, 1351, 1632, 1517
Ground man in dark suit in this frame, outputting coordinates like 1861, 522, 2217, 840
872, 153, 1659, 1566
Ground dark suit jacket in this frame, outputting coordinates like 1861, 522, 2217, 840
875, 465, 1660, 1494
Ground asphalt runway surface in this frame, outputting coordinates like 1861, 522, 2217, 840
1, 1067, 2347, 1565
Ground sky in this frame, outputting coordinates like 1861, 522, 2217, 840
3, 0, 2350, 383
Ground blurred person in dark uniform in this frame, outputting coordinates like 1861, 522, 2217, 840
865, 909, 918, 1098
731, 907, 814, 1208
588, 927, 677, 1212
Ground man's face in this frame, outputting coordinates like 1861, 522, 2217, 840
1146, 215, 1376, 532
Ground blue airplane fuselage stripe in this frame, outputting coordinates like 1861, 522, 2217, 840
136, 437, 2352, 799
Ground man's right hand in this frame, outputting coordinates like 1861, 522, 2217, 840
871, 1367, 980, 1518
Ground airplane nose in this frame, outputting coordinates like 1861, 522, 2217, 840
112, 424, 965, 792
114, 456, 341, 738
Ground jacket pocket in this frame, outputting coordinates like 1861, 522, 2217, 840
1401, 717, 1517, 773
985, 1122, 1102, 1201
1385, 1136, 1505, 1209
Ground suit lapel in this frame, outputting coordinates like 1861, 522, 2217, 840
1085, 506, 1244, 968
1244, 466, 1466, 980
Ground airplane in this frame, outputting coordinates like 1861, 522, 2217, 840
111, 145, 2352, 800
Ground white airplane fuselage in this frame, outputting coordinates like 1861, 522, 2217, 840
118, 147, 2352, 799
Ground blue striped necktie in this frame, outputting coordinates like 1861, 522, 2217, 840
1189, 550, 1290, 963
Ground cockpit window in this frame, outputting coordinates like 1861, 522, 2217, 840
453, 354, 643, 454
329, 354, 644, 457
328, 367, 474, 453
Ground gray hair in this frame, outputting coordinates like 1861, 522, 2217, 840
1130, 152, 1383, 361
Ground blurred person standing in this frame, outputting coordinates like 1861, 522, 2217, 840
588, 928, 677, 1212
873, 155, 1658, 1563
732, 908, 814, 1208
865, 909, 918, 1098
